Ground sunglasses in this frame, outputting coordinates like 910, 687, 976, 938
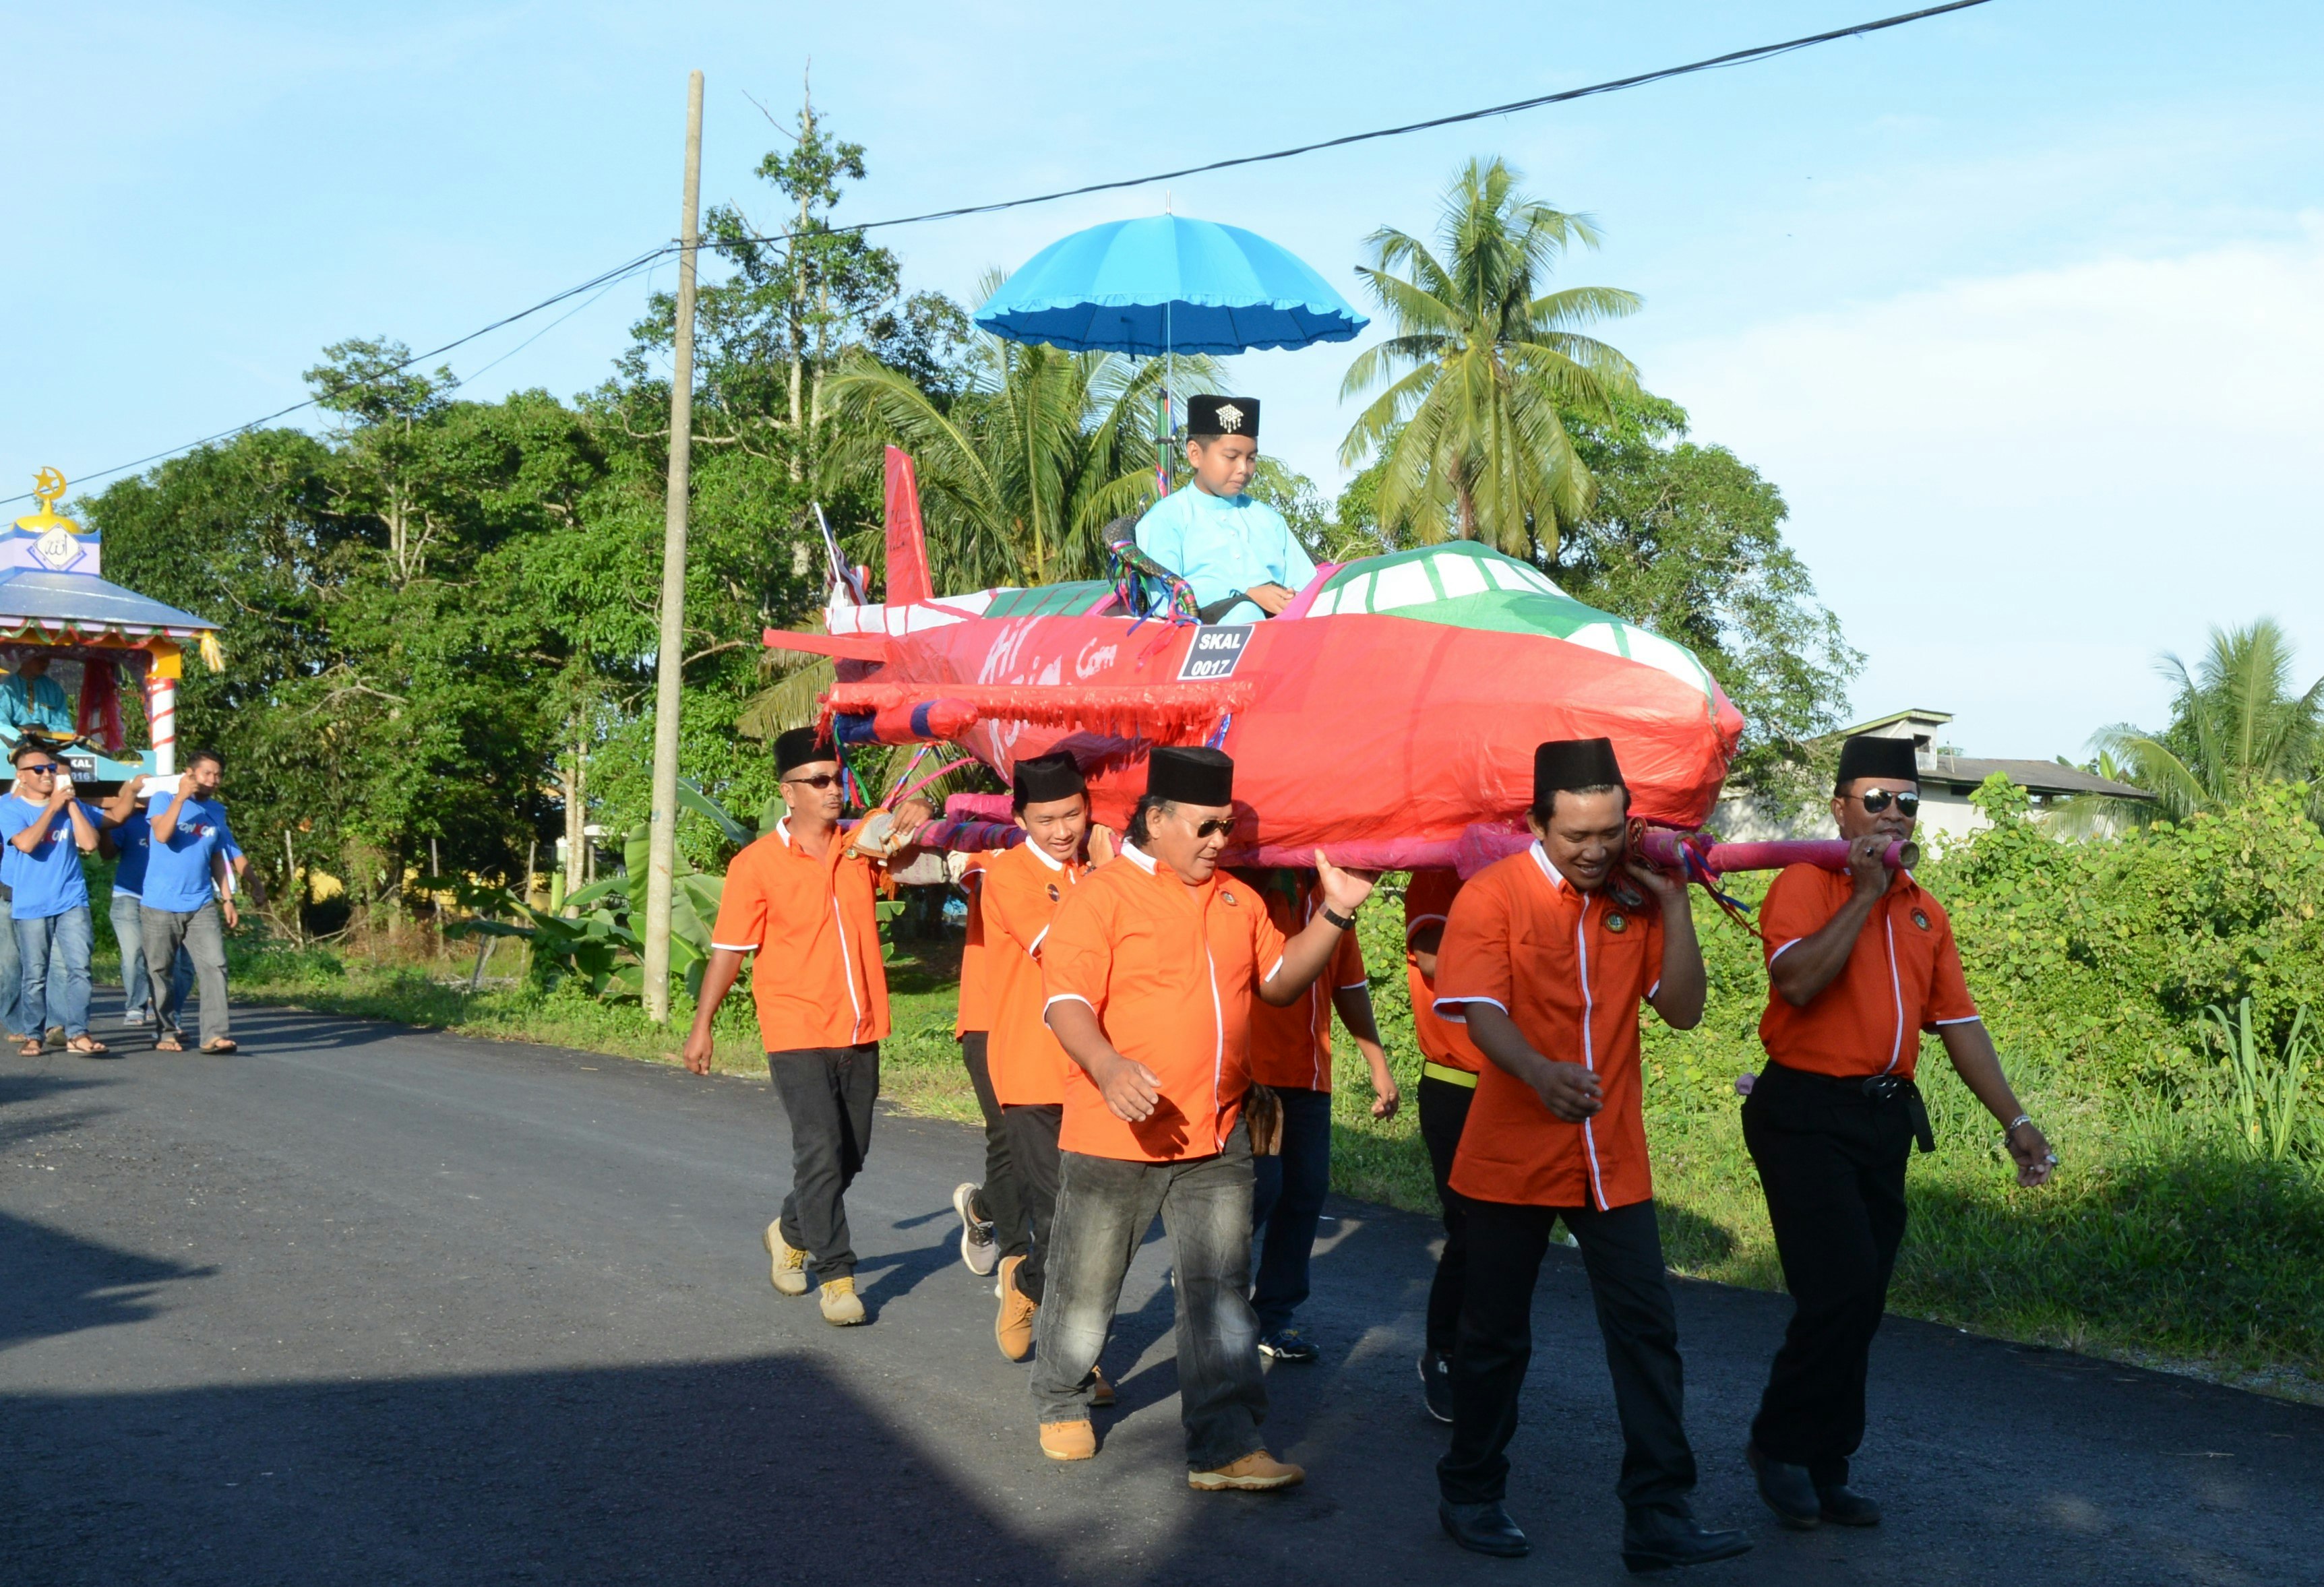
16, 764, 59, 775
1185, 816, 1234, 839
1859, 790, 1920, 817
784, 772, 843, 790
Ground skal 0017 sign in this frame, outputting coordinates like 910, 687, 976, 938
1178, 625, 1253, 681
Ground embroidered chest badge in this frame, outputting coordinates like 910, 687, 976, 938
1605, 913, 1628, 933
1046, 883, 1060, 902
1912, 910, 1930, 931
1221, 890, 1240, 907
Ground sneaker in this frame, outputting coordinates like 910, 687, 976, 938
1258, 1328, 1319, 1364
762, 1220, 810, 1297
995, 1253, 1037, 1361
952, 1181, 1000, 1276
1188, 1450, 1304, 1491
1089, 1364, 1116, 1409
1419, 1349, 1455, 1423
819, 1276, 866, 1326
1039, 1419, 1095, 1462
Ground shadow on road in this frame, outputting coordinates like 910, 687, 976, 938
0, 1210, 215, 1351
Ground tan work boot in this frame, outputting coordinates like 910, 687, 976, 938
762, 1220, 810, 1297
819, 1276, 866, 1326
1089, 1364, 1116, 1408
995, 1253, 1037, 1361
1188, 1451, 1304, 1491
1039, 1419, 1095, 1462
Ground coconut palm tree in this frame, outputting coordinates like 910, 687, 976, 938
2082, 618, 2324, 825
1339, 157, 1642, 558
824, 284, 1214, 592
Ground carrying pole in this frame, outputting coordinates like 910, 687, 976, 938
642, 69, 704, 1025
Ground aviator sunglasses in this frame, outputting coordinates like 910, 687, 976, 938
1858, 789, 1920, 817
783, 772, 843, 790
1184, 815, 1235, 839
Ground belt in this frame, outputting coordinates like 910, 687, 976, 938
1758, 1061, 1936, 1153
1421, 1061, 1479, 1090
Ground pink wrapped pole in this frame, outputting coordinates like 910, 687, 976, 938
1635, 830, 1918, 876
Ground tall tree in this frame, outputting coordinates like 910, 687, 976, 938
823, 300, 1203, 592
1339, 156, 1641, 557
2090, 619, 2324, 823
1554, 394, 1860, 788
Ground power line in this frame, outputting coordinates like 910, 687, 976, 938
730, 0, 1996, 242
11, 0, 1992, 506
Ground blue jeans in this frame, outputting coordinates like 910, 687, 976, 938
1030, 1121, 1266, 1469
16, 905, 94, 1040
110, 892, 192, 1018
1250, 1085, 1334, 1334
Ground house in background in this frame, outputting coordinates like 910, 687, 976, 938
1715, 707, 2154, 846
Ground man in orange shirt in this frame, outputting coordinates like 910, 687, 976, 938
1742, 735, 2055, 1531
1432, 739, 1748, 1573
948, 853, 1027, 1285
683, 726, 930, 1328
1235, 866, 1396, 1364
1403, 867, 1486, 1423
979, 751, 1109, 1365
1033, 745, 1375, 1489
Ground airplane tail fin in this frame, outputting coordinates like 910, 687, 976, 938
884, 447, 935, 606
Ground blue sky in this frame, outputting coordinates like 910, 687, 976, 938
5, 1, 2320, 758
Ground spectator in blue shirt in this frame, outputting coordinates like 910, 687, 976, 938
1, 741, 111, 1057
101, 776, 194, 1026
143, 749, 240, 1054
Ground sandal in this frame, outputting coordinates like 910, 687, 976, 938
18, 1038, 42, 1057
200, 1038, 239, 1055
66, 1038, 111, 1057
154, 1034, 185, 1053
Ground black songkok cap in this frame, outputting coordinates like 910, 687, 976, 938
775, 726, 837, 775
1146, 745, 1234, 806
1012, 751, 1087, 807
1187, 395, 1258, 440
1533, 737, 1626, 809
1833, 734, 1920, 792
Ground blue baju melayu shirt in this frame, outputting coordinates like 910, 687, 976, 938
1134, 485, 1318, 625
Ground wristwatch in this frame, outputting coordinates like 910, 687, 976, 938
1320, 904, 1357, 931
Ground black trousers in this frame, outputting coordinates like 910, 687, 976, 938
1002, 1102, 1064, 1303
958, 1034, 1031, 1262
1417, 1074, 1475, 1356
1742, 1060, 1916, 1483
768, 1044, 880, 1280
1438, 1197, 1697, 1512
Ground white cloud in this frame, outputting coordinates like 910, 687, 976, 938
1653, 219, 2324, 758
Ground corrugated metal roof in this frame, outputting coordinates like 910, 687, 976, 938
1919, 754, 2152, 801
0, 569, 218, 633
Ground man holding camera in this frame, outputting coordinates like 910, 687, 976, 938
142, 749, 242, 1054
2, 741, 112, 1056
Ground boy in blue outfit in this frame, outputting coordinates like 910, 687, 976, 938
1134, 396, 1315, 623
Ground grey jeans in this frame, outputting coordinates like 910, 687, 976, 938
143, 900, 230, 1046
111, 892, 193, 1018
1030, 1119, 1266, 1470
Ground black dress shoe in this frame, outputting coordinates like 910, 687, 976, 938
1746, 1443, 1821, 1530
1418, 1350, 1455, 1424
1439, 1499, 1529, 1557
1816, 1483, 1881, 1526
1621, 1505, 1752, 1574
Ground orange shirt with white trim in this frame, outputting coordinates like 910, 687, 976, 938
710, 819, 891, 1053
1404, 868, 1486, 1075
1435, 844, 1664, 1210
1240, 870, 1366, 1092
979, 839, 1084, 1107
1756, 864, 1978, 1080
1040, 842, 1289, 1163
954, 855, 991, 1038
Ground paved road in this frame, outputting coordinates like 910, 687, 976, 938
2, 1001, 2317, 1586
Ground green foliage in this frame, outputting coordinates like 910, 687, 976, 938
1340, 156, 1641, 556
2091, 617, 2324, 826
1553, 394, 1860, 790
2200, 997, 2315, 1160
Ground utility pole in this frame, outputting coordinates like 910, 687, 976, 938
642, 69, 704, 1025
